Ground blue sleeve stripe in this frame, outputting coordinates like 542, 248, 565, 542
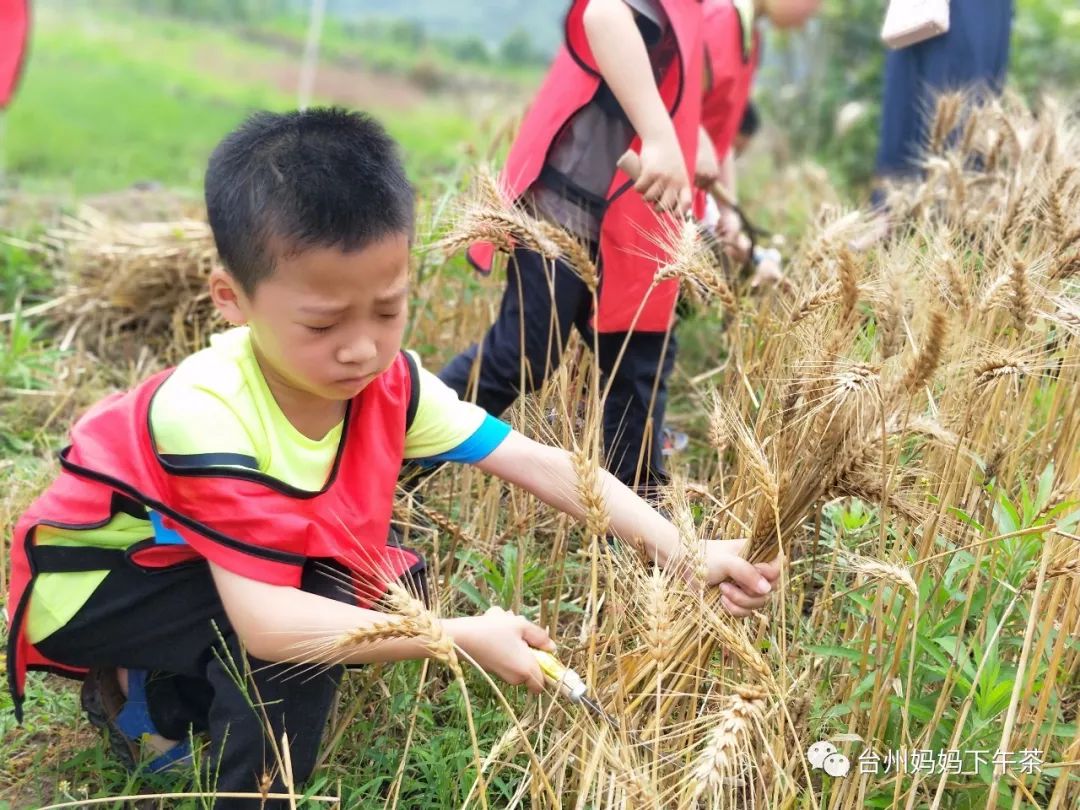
418, 415, 511, 464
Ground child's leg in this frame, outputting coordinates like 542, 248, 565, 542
439, 246, 591, 413
35, 559, 353, 807
133, 671, 214, 743
202, 629, 342, 808
35, 561, 233, 760
877, 0, 1012, 182
595, 327, 678, 498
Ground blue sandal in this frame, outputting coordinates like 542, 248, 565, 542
81, 667, 193, 774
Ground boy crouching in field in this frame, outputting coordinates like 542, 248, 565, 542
6, 108, 780, 806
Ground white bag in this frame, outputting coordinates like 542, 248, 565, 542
881, 0, 951, 50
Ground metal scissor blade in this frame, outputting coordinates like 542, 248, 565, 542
583, 691, 639, 747
580, 694, 625, 735
579, 696, 688, 767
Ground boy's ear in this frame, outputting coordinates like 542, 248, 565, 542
209, 267, 249, 326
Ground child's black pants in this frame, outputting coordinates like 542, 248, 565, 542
439, 246, 676, 496
37, 556, 424, 808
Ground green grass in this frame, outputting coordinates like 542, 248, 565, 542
2, 8, 492, 196
5, 41, 266, 194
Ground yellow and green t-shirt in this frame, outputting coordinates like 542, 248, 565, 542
26, 327, 509, 642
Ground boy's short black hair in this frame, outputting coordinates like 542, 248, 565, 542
205, 107, 414, 295
738, 102, 761, 139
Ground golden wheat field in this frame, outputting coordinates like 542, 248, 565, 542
2, 92, 1079, 809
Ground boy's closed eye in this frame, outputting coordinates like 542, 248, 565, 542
373, 288, 409, 312
304, 323, 336, 334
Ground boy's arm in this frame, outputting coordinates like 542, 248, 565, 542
582, 0, 691, 213
718, 148, 737, 202
474, 431, 779, 613
714, 149, 751, 262
209, 562, 554, 690
695, 123, 721, 189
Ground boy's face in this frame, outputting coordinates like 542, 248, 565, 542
762, 0, 821, 29
211, 233, 411, 403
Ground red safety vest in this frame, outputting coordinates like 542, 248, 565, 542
6, 352, 420, 720
694, 0, 761, 219
702, 0, 759, 163
0, 0, 29, 108
468, 0, 704, 333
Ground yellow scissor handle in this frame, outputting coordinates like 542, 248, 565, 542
532, 649, 566, 680
532, 649, 587, 701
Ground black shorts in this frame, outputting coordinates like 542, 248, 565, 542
36, 548, 429, 675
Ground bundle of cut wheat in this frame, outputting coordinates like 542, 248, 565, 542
39, 206, 222, 364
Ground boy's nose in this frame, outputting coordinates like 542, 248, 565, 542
336, 335, 378, 366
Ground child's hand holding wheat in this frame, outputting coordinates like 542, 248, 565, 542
699, 539, 780, 616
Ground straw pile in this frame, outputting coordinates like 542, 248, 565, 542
40, 206, 222, 365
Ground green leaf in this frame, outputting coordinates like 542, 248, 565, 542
934, 636, 977, 682
917, 635, 954, 670
994, 494, 1021, 535
852, 670, 879, 699
976, 611, 1003, 701
949, 505, 985, 532
1036, 463, 1056, 514
979, 679, 1016, 719
1055, 505, 1080, 532
888, 694, 936, 724
822, 702, 853, 720
1039, 720, 1079, 738
450, 577, 490, 612
942, 553, 975, 600
931, 601, 969, 637
846, 591, 877, 613
862, 795, 897, 809
805, 644, 868, 664
1018, 473, 1036, 524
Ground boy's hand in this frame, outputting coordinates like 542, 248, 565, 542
750, 256, 786, 290
699, 539, 782, 617
636, 133, 693, 214
446, 608, 555, 693
715, 206, 752, 264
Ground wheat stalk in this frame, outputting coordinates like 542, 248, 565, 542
571, 444, 611, 538
898, 309, 947, 393
1008, 258, 1032, 329
834, 551, 918, 600
929, 92, 964, 154
790, 282, 840, 324
537, 220, 599, 293
1024, 559, 1080, 590
690, 686, 767, 799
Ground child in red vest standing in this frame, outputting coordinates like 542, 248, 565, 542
699, 0, 819, 268
440, 0, 706, 499
440, 0, 819, 497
